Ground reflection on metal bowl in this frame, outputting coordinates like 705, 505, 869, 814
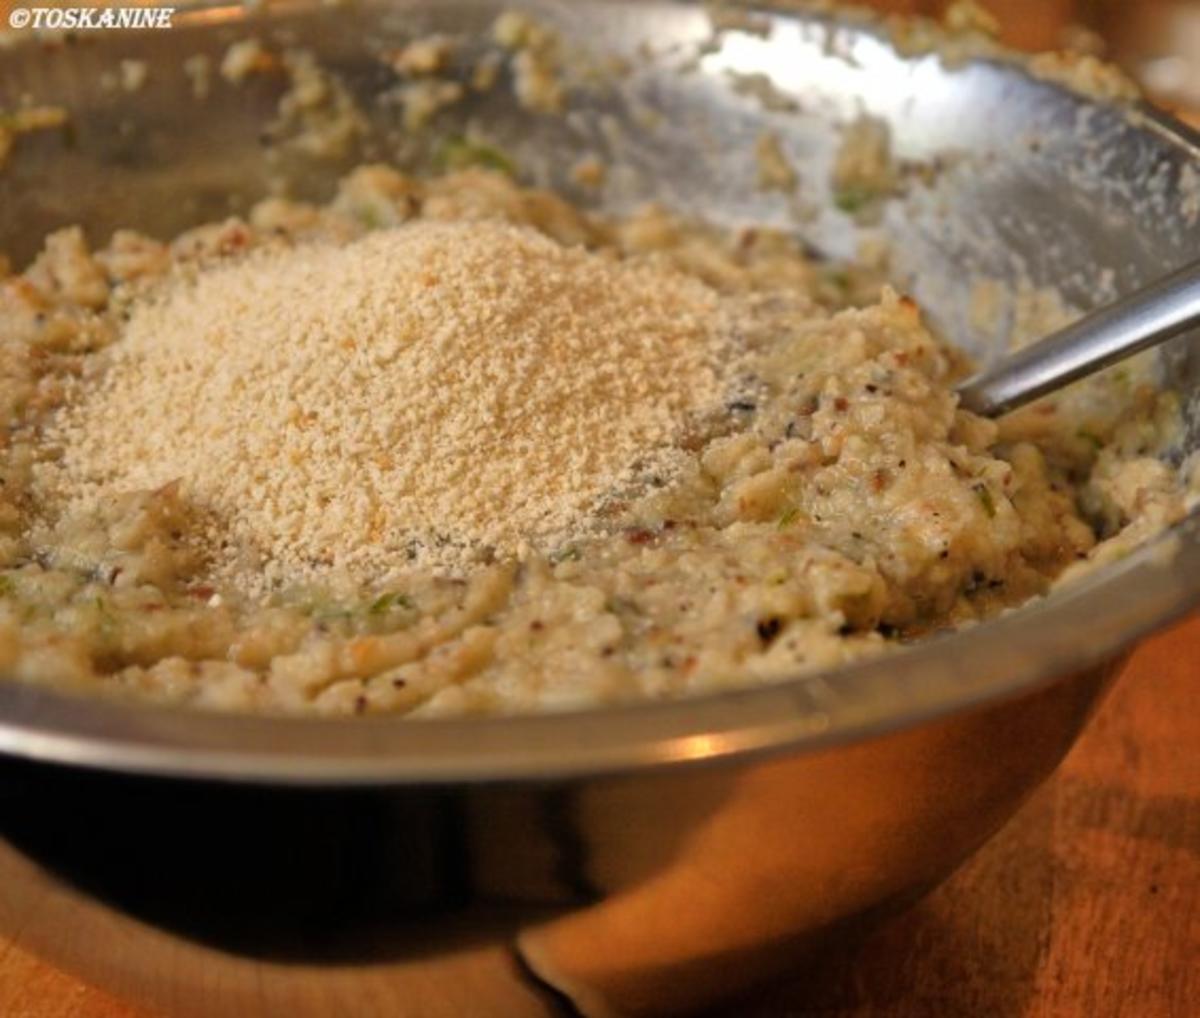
0, 664, 1116, 1015
0, 1, 1197, 1014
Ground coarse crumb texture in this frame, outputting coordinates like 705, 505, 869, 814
36, 221, 733, 593
0, 163, 1191, 718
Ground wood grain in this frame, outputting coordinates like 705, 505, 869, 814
740, 613, 1200, 1017
1, 614, 1196, 1018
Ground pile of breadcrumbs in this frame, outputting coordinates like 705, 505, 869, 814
37, 221, 738, 591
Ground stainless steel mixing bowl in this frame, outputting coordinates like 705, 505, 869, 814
0, 2, 1198, 1014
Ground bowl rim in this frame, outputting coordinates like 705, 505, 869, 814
0, 1, 1198, 786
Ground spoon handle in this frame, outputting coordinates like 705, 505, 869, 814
957, 259, 1200, 418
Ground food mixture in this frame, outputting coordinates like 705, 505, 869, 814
0, 159, 1189, 718
0, 5, 1192, 718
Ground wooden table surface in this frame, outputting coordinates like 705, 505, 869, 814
1, 614, 1197, 1017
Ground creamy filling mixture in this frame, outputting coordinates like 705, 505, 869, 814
0, 164, 1189, 716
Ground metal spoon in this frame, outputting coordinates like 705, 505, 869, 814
956, 259, 1200, 417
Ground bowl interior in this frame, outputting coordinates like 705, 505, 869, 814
0, 0, 1198, 781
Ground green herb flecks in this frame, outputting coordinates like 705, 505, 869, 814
834, 185, 875, 215
435, 136, 517, 177
300, 597, 356, 625
825, 268, 852, 293
778, 507, 801, 529
368, 591, 415, 616
974, 484, 997, 518
354, 204, 387, 230
93, 596, 118, 639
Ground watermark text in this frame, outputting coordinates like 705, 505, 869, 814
8, 7, 176, 30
